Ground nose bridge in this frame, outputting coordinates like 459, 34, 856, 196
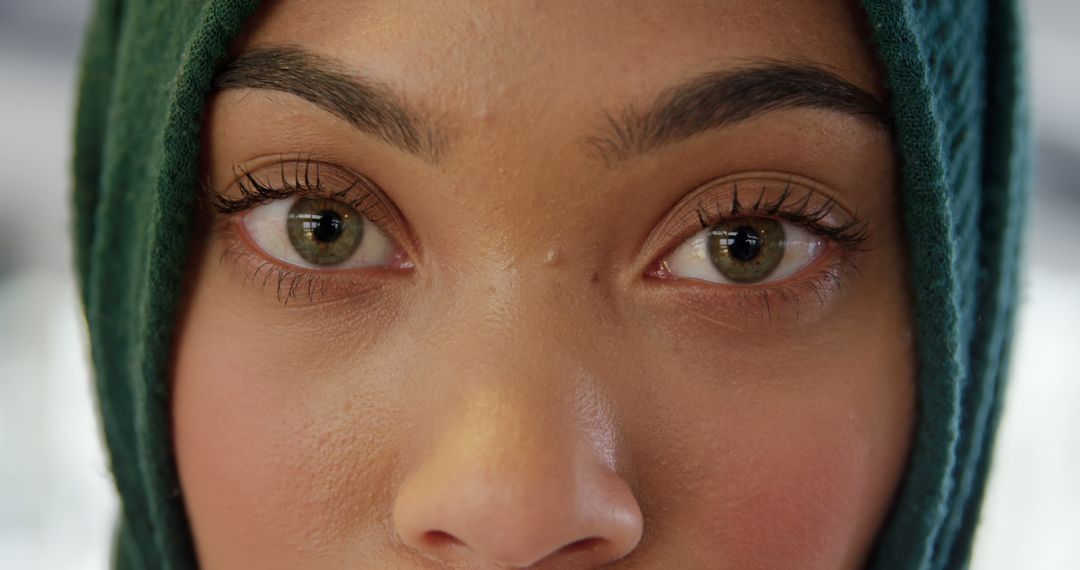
413, 235, 628, 452
427, 248, 605, 384
426, 258, 623, 462
417, 379, 596, 520
392, 270, 642, 567
442, 373, 577, 466
416, 293, 611, 481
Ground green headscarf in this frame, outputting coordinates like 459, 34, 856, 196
73, 1, 1029, 568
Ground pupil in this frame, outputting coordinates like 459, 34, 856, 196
309, 210, 344, 243
728, 226, 762, 261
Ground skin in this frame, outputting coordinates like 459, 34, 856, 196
173, 0, 916, 568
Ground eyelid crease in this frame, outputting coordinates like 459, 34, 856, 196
204, 156, 415, 249
201, 157, 417, 307
642, 172, 871, 272
210, 157, 377, 216
634, 172, 871, 323
692, 180, 871, 250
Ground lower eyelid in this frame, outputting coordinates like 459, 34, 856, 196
210, 157, 417, 255
237, 194, 404, 271
659, 221, 828, 285
213, 219, 401, 307
660, 256, 859, 326
642, 234, 860, 326
640, 174, 867, 270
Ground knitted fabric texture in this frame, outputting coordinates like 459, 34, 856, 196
72, 1, 1028, 568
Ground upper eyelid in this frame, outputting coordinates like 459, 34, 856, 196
208, 164, 866, 274
209, 159, 376, 214
691, 185, 870, 249
206, 158, 416, 252
639, 173, 870, 271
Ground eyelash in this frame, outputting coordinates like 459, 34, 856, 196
208, 162, 869, 314
212, 158, 387, 222
208, 159, 401, 305
690, 182, 869, 250
647, 179, 871, 321
668, 254, 861, 322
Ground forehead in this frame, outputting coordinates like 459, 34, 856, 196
238, 0, 883, 122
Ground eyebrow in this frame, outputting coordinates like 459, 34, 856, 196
584, 60, 891, 164
214, 47, 888, 167
213, 46, 445, 164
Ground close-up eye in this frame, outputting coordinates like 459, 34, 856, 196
660, 217, 826, 285
241, 195, 408, 270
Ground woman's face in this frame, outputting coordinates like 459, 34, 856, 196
173, 0, 915, 567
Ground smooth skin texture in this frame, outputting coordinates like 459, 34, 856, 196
173, 0, 916, 568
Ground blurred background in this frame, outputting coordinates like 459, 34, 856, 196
0, 1, 1077, 568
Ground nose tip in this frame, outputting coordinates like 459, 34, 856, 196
393, 460, 643, 568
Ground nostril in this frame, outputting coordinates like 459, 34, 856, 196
558, 536, 607, 556
421, 530, 464, 549
392, 442, 644, 566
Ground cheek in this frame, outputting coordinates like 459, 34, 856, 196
695, 417, 882, 567
629, 310, 915, 568
172, 265, 400, 567
172, 207, 914, 569
636, 387, 911, 569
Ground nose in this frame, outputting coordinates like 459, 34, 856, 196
392, 385, 644, 568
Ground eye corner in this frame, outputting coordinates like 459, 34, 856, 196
644, 259, 674, 280
640, 171, 871, 288
206, 162, 416, 307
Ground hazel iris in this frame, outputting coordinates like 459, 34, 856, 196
706, 218, 785, 283
287, 197, 364, 265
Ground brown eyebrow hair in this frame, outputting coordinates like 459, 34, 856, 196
583, 60, 891, 164
213, 45, 446, 164
213, 46, 888, 167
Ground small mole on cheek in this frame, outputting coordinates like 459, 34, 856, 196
591, 272, 600, 284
